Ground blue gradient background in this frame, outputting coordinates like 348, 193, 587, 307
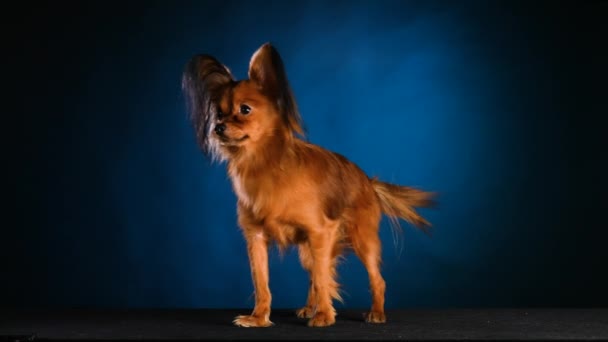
5, 0, 607, 309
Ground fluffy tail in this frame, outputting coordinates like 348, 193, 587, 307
371, 178, 437, 235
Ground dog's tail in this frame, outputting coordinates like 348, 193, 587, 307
371, 177, 436, 235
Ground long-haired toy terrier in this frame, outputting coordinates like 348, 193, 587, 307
182, 42, 435, 328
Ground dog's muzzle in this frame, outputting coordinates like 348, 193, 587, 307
214, 123, 226, 136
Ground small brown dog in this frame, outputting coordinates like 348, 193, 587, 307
182, 43, 435, 328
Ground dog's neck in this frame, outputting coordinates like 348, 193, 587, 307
226, 130, 299, 210
228, 129, 296, 178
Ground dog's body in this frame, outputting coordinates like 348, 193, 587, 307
182, 43, 435, 327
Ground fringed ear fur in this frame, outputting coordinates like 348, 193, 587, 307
248, 43, 305, 137
182, 55, 234, 160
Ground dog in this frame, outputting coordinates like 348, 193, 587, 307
181, 42, 435, 328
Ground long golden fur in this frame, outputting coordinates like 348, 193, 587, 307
182, 42, 435, 328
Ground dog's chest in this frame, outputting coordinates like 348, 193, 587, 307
231, 174, 274, 212
231, 173, 315, 246
232, 175, 252, 208
231, 173, 295, 217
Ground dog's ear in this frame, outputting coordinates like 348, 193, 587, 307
249, 43, 305, 137
182, 54, 234, 160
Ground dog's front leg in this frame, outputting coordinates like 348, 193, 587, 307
307, 220, 341, 327
233, 226, 273, 327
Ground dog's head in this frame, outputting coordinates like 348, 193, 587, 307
182, 43, 304, 162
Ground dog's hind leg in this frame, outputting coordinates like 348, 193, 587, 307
350, 211, 387, 323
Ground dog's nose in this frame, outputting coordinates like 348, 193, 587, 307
214, 123, 226, 135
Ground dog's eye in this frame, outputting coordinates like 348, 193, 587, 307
240, 104, 251, 115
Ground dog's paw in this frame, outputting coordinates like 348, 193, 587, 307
364, 311, 386, 324
307, 311, 336, 327
296, 306, 315, 319
233, 314, 274, 328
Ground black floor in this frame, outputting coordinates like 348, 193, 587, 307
1, 308, 607, 340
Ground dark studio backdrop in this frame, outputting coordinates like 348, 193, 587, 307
3, 0, 607, 310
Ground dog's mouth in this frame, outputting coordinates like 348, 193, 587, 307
219, 135, 249, 146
